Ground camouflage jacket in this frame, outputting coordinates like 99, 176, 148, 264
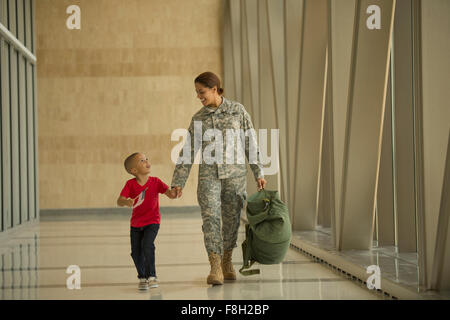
171, 97, 264, 188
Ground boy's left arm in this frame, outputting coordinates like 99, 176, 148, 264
157, 178, 177, 199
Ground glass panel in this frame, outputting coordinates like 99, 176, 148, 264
26, 61, 34, 222
0, 0, 9, 26
1, 40, 11, 231
390, 36, 398, 250
0, 39, 3, 232
10, 47, 20, 227
18, 54, 27, 224
8, 0, 16, 38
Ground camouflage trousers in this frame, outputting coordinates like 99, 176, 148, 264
197, 174, 247, 256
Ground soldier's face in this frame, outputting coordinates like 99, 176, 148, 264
195, 82, 217, 107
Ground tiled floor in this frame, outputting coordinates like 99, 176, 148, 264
0, 211, 385, 300
295, 227, 421, 287
291, 229, 450, 300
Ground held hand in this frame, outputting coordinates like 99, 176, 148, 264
172, 186, 183, 198
166, 188, 178, 199
257, 178, 267, 191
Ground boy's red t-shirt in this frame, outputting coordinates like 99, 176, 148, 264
120, 176, 169, 227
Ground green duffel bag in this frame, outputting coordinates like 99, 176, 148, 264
239, 189, 292, 276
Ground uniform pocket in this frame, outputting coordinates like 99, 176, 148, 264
216, 112, 241, 130
228, 114, 241, 130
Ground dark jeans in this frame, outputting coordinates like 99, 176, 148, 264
130, 224, 160, 279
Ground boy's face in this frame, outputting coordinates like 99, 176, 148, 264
130, 153, 151, 175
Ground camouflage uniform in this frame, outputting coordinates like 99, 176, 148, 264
171, 97, 264, 256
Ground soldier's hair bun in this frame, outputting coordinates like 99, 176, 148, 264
195, 71, 224, 96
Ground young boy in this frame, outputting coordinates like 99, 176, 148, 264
117, 152, 177, 290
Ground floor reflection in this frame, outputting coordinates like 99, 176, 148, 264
0, 213, 386, 300
1, 233, 40, 299
291, 228, 449, 299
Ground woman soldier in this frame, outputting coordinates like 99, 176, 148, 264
171, 71, 267, 285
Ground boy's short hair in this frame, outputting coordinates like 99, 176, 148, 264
124, 152, 140, 174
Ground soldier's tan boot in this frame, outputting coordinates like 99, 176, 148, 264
222, 249, 237, 280
207, 252, 224, 285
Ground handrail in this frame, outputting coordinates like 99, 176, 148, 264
0, 22, 36, 64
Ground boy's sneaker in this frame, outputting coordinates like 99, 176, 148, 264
138, 278, 149, 290
148, 276, 159, 288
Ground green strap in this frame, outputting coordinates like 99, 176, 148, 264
239, 260, 260, 276
239, 224, 260, 276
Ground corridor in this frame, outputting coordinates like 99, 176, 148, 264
0, 211, 384, 300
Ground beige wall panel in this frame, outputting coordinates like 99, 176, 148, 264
25, 0, 32, 50
244, 0, 259, 128
19, 55, 28, 223
241, 0, 258, 198
36, 0, 223, 209
1, 40, 12, 230
229, 0, 242, 102
339, 0, 395, 250
330, 0, 356, 247
285, 0, 303, 219
32, 63, 38, 217
1, 0, 8, 26
317, 3, 337, 232
31, 0, 35, 53
267, 0, 288, 203
10, 48, 20, 226
431, 132, 450, 290
258, 0, 279, 190
377, 72, 395, 246
393, 0, 417, 253
420, 0, 450, 289
319, 2, 337, 238
26, 61, 36, 221
437, 160, 450, 290
292, 0, 328, 231
317, 54, 333, 229
243, 0, 261, 198
0, 41, 3, 231
223, 0, 235, 100
241, 2, 252, 117
17, 0, 24, 43
8, 0, 16, 37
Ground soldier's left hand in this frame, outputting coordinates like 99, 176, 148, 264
257, 178, 267, 191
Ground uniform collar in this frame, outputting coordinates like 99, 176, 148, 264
205, 97, 229, 114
